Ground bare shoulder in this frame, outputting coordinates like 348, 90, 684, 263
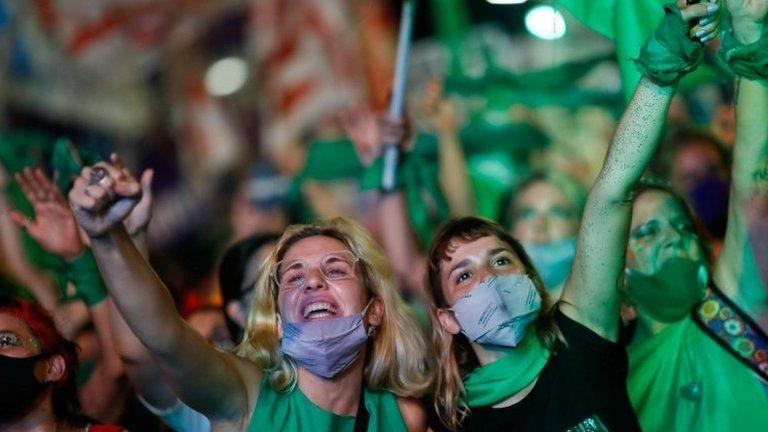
396, 397, 427, 432
223, 350, 264, 424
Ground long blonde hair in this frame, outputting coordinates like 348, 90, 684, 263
236, 217, 433, 397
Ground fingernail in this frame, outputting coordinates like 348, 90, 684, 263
696, 29, 707, 38
707, 3, 719, 13
699, 18, 711, 26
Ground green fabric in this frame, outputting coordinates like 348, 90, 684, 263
300, 139, 363, 181
248, 378, 407, 432
458, 115, 547, 220
66, 250, 107, 306
0, 276, 34, 301
719, 17, 768, 80
459, 117, 549, 158
633, 4, 704, 86
463, 331, 551, 407
467, 152, 525, 220
1, 131, 61, 270
50, 138, 84, 192
556, 0, 724, 100
286, 138, 364, 223
361, 140, 451, 249
0, 131, 100, 282
628, 317, 768, 432
430, 0, 470, 42
76, 358, 97, 388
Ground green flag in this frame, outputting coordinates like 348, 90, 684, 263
556, 0, 726, 100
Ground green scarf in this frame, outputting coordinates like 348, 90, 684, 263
556, 0, 727, 100
463, 331, 551, 407
719, 12, 768, 80
633, 4, 704, 87
628, 317, 768, 432
249, 378, 407, 432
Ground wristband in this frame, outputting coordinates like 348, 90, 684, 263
719, 17, 768, 80
634, 4, 704, 86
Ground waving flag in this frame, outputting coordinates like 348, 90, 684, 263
557, 0, 724, 100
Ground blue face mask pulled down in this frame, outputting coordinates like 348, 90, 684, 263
451, 274, 541, 348
524, 237, 576, 290
281, 302, 370, 379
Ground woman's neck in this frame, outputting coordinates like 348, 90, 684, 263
471, 342, 508, 367
297, 351, 366, 416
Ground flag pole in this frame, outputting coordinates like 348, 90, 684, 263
381, 0, 416, 192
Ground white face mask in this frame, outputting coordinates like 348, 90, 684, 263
450, 274, 541, 347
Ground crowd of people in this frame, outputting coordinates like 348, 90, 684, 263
1, 0, 768, 431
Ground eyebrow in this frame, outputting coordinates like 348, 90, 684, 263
324, 255, 346, 263
447, 258, 472, 278
487, 248, 511, 257
446, 248, 515, 277
630, 220, 657, 235
280, 261, 305, 273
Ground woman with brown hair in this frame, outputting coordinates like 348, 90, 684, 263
423, 1, 722, 430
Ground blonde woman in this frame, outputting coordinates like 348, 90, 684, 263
67, 159, 432, 431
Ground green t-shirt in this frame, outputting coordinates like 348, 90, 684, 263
248, 378, 407, 432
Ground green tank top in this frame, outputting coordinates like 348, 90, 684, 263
248, 378, 408, 432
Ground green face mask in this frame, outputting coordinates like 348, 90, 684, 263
625, 257, 708, 323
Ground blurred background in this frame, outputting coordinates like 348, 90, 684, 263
0, 0, 735, 344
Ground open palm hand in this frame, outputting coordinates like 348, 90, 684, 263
12, 168, 84, 260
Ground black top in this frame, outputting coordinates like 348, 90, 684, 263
428, 309, 641, 432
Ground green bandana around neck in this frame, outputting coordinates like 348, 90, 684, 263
463, 330, 551, 407
628, 317, 768, 432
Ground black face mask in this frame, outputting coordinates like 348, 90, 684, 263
0, 353, 50, 422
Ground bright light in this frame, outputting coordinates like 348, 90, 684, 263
486, 0, 528, 4
525, 5, 566, 40
205, 57, 249, 97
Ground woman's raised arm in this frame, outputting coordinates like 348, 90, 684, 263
713, 0, 768, 314
69, 156, 259, 425
561, 1, 721, 341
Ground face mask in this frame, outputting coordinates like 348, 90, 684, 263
625, 257, 708, 323
689, 175, 729, 238
451, 274, 541, 347
281, 302, 371, 379
524, 237, 576, 290
0, 353, 49, 422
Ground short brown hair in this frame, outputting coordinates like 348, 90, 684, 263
424, 216, 559, 430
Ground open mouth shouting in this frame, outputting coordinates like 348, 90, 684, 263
300, 298, 340, 321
